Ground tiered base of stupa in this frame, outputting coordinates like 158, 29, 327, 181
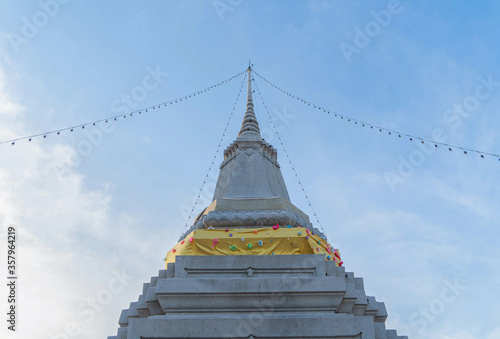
109, 254, 407, 339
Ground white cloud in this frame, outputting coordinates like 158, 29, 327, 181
0, 62, 159, 338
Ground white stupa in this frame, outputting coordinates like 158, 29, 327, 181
109, 66, 408, 339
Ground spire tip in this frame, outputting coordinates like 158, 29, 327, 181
238, 61, 260, 138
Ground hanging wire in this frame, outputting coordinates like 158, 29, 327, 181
1, 70, 246, 146
252, 73, 327, 238
253, 70, 500, 162
181, 72, 248, 234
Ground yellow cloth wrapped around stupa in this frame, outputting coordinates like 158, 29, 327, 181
165, 225, 342, 267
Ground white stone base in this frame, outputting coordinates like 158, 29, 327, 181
109, 255, 407, 339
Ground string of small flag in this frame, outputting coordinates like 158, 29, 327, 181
253, 70, 500, 162
252, 76, 327, 239
181, 72, 248, 234
0, 70, 246, 146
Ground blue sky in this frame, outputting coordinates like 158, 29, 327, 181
0, 1, 499, 338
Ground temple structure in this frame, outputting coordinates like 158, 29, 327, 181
109, 67, 407, 339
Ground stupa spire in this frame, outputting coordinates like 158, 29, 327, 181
238, 65, 261, 138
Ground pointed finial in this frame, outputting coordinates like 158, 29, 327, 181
238, 64, 260, 138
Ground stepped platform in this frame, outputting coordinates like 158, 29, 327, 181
109, 254, 407, 339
